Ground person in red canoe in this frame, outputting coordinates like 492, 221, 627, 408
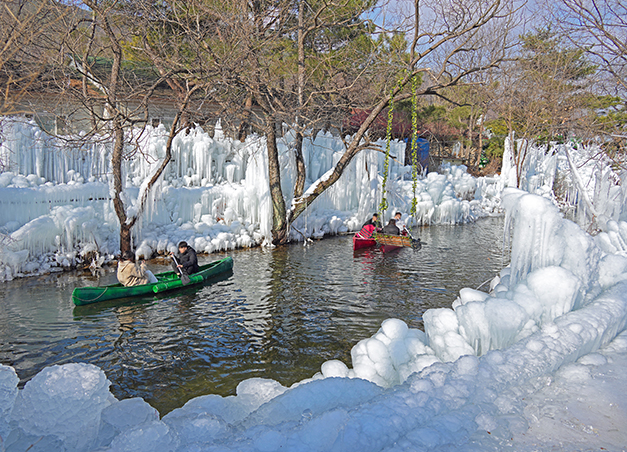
393, 212, 409, 235
357, 213, 382, 239
382, 218, 400, 235
363, 213, 382, 229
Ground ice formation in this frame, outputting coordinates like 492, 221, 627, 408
1, 117, 482, 281
501, 133, 627, 229
1, 188, 626, 452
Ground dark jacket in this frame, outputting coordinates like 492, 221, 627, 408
382, 220, 400, 236
363, 218, 382, 229
175, 247, 200, 274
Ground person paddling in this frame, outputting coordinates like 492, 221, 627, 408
362, 213, 382, 229
393, 212, 410, 236
170, 241, 200, 275
117, 251, 158, 287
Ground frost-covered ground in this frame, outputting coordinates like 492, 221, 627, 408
1, 118, 627, 451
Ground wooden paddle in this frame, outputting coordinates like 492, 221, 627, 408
171, 255, 191, 285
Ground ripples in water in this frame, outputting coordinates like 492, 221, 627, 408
0, 216, 508, 414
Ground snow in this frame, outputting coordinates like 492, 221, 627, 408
1, 118, 627, 451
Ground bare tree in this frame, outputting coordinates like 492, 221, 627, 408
283, 0, 519, 238
552, 0, 626, 94
57, 0, 203, 254
550, 0, 626, 164
0, 0, 63, 117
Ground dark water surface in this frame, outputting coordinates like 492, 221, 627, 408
0, 216, 508, 415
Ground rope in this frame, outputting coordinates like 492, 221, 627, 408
378, 85, 395, 215
410, 74, 419, 220
74, 286, 109, 303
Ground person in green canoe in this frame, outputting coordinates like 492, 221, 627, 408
117, 251, 158, 286
170, 241, 200, 275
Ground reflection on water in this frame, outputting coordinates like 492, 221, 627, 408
0, 216, 508, 414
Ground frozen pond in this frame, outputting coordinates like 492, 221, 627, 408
0, 216, 508, 415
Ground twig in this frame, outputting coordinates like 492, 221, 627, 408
292, 225, 313, 243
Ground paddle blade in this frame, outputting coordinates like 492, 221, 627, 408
180, 271, 191, 285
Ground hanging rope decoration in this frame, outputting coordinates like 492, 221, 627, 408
377, 89, 394, 214
378, 81, 400, 215
410, 74, 419, 218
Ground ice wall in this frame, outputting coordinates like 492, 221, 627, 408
1, 117, 478, 281
500, 134, 627, 231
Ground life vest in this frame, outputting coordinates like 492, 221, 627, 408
356, 224, 376, 239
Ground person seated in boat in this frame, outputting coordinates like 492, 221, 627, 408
171, 241, 200, 275
393, 212, 409, 235
357, 213, 381, 239
117, 251, 158, 287
362, 213, 382, 229
382, 218, 400, 235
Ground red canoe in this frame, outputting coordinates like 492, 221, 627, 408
353, 235, 377, 250
353, 224, 377, 250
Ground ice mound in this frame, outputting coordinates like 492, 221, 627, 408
94, 398, 160, 449
101, 421, 178, 452
0, 365, 19, 440
7, 363, 112, 452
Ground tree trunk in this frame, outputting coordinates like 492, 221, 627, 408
266, 116, 288, 244
293, 0, 306, 199
478, 117, 483, 166
120, 222, 132, 255
111, 117, 131, 254
238, 94, 254, 141
293, 131, 306, 199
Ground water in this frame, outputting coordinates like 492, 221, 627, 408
0, 216, 508, 415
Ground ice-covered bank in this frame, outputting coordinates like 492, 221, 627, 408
0, 118, 485, 281
1, 189, 627, 452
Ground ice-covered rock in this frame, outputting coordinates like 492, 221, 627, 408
94, 398, 159, 449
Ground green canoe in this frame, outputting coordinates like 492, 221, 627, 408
71, 256, 233, 306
